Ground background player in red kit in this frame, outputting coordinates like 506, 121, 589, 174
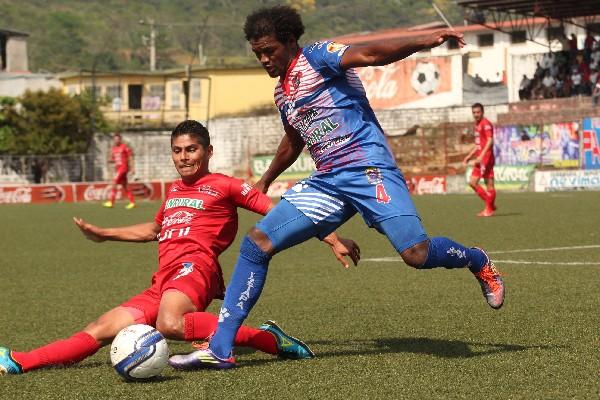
0, 120, 360, 375
463, 103, 496, 217
104, 132, 136, 209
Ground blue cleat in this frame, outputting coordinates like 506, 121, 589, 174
259, 320, 315, 360
168, 343, 236, 370
0, 347, 23, 375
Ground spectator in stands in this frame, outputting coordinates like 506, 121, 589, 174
541, 71, 556, 98
592, 79, 600, 106
591, 68, 599, 87
534, 62, 544, 79
569, 34, 578, 62
518, 75, 532, 100
571, 67, 584, 96
584, 31, 597, 65
555, 73, 566, 97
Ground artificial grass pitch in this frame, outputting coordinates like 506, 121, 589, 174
0, 192, 599, 399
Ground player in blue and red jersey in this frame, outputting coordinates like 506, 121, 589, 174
104, 133, 136, 209
463, 103, 496, 217
170, 6, 505, 370
0, 120, 359, 375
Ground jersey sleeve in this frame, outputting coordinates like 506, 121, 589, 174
228, 177, 272, 215
305, 41, 349, 78
126, 145, 134, 157
483, 121, 494, 141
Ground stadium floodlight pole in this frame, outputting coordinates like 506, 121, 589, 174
432, 1, 454, 30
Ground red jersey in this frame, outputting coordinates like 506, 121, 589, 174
111, 143, 133, 173
154, 173, 271, 271
474, 117, 494, 161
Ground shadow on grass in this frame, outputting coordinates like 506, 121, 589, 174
308, 337, 553, 359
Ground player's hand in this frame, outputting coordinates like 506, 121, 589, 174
73, 217, 106, 242
462, 158, 469, 167
328, 237, 361, 269
474, 157, 482, 165
424, 30, 466, 49
253, 180, 269, 194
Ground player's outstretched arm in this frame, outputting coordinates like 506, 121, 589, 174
73, 217, 160, 243
255, 125, 305, 194
322, 232, 361, 269
340, 30, 465, 70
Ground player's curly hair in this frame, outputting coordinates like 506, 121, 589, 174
171, 120, 210, 147
244, 5, 305, 43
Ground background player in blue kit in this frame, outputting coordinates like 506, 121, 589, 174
170, 5, 505, 369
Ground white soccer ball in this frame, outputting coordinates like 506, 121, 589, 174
110, 324, 169, 380
411, 62, 440, 96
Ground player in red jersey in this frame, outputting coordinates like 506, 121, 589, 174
0, 120, 360, 375
463, 103, 496, 217
104, 133, 136, 209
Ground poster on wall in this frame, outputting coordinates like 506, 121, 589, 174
582, 118, 600, 169
465, 165, 534, 191
535, 170, 600, 191
494, 123, 579, 168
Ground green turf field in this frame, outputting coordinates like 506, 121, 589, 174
1, 192, 599, 399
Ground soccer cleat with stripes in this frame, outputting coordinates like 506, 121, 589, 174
0, 347, 23, 375
125, 203, 136, 210
259, 320, 314, 359
168, 342, 236, 370
472, 248, 505, 309
102, 201, 114, 208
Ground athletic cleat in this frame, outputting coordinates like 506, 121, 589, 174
259, 320, 315, 359
102, 201, 114, 208
0, 347, 23, 375
477, 208, 494, 217
125, 202, 136, 210
168, 343, 236, 370
472, 248, 504, 309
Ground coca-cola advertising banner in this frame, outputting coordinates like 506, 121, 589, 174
358, 57, 452, 109
0, 181, 165, 204
406, 175, 447, 195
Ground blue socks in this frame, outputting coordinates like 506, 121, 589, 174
209, 236, 271, 359
421, 237, 486, 273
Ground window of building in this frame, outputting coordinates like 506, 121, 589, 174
510, 30, 527, 44
170, 82, 181, 109
106, 85, 122, 100
191, 79, 201, 102
447, 38, 460, 49
149, 85, 165, 100
477, 33, 494, 47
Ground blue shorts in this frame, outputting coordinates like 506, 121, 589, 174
255, 166, 428, 254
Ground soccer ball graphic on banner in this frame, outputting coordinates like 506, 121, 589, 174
110, 324, 169, 380
411, 62, 440, 96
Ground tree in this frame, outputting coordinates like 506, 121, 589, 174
0, 88, 108, 155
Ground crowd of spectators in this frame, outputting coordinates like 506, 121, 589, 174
518, 31, 600, 105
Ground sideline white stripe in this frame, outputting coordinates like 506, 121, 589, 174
488, 245, 600, 254
362, 257, 600, 266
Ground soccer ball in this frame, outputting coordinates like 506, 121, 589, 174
411, 62, 440, 96
110, 324, 169, 380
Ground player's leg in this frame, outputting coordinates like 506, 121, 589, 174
469, 167, 489, 208
1, 306, 137, 374
484, 173, 496, 213
121, 176, 136, 209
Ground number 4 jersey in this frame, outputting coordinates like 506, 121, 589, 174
154, 173, 272, 270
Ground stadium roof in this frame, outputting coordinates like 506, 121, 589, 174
457, 0, 599, 20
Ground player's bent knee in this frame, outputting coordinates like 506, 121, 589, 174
400, 241, 429, 268
247, 227, 274, 255
155, 318, 184, 340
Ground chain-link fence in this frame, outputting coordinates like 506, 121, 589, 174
0, 154, 96, 184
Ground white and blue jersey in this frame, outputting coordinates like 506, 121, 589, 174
275, 41, 397, 172
259, 41, 427, 254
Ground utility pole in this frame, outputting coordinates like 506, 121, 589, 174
140, 18, 157, 71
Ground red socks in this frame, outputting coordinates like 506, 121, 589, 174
12, 332, 101, 372
487, 188, 496, 209
109, 187, 117, 204
126, 189, 135, 204
184, 312, 278, 355
474, 185, 488, 202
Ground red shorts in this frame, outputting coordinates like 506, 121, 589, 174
113, 170, 129, 186
471, 159, 495, 180
120, 257, 224, 326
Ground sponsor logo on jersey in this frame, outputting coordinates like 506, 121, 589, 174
327, 42, 346, 53
365, 167, 383, 185
162, 210, 195, 227
198, 185, 220, 197
173, 262, 194, 280
305, 118, 340, 147
313, 134, 350, 155
165, 197, 204, 210
294, 108, 319, 135
241, 183, 252, 196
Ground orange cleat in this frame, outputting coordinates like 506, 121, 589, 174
472, 248, 504, 309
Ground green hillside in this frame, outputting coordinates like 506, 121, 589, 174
0, 0, 461, 73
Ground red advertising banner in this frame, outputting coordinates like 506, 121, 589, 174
0, 184, 75, 204
406, 175, 447, 195
0, 181, 165, 204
